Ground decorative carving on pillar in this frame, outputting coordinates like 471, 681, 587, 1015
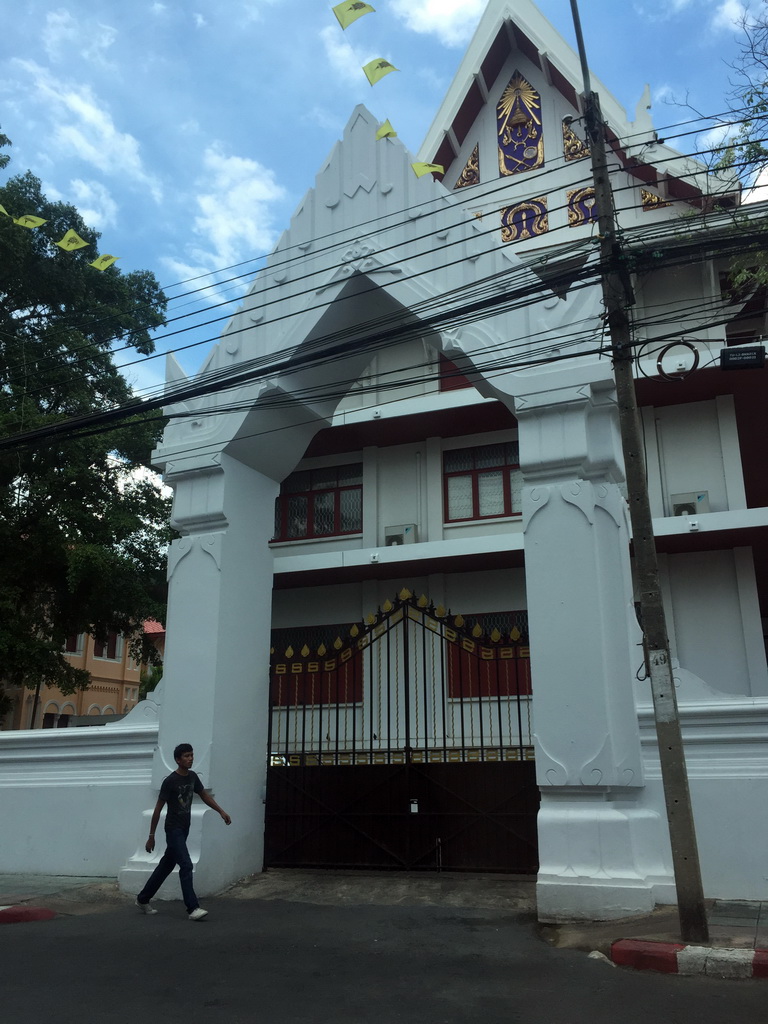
521, 484, 551, 526
580, 734, 637, 787
535, 737, 570, 785
199, 534, 223, 572
560, 480, 596, 523
515, 375, 644, 791
167, 537, 194, 579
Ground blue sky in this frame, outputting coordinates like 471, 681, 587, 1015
0, 0, 754, 395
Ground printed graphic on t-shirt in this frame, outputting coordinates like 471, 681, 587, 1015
176, 779, 194, 813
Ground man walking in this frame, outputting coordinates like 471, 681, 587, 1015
135, 742, 231, 920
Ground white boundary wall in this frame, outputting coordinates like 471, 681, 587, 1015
2, 686, 767, 905
0, 699, 158, 877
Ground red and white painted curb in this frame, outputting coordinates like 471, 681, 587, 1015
0, 905, 57, 924
612, 939, 768, 979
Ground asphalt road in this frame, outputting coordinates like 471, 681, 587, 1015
2, 897, 766, 1023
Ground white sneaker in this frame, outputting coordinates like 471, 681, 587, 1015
188, 907, 208, 921
135, 899, 158, 915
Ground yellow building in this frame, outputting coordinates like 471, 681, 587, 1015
5, 622, 165, 729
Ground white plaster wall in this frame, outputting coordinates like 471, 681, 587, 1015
653, 400, 728, 514
271, 568, 526, 633
0, 721, 156, 875
667, 549, 761, 695
638, 700, 768, 901
376, 442, 424, 547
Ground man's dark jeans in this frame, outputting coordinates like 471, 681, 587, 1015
137, 828, 199, 912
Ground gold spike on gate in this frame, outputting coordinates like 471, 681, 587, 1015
454, 614, 465, 627
490, 627, 502, 643
436, 605, 446, 617
417, 594, 429, 608
472, 623, 483, 638
510, 626, 521, 641
333, 637, 343, 650
285, 646, 294, 658
301, 645, 310, 657
399, 587, 412, 600
318, 643, 327, 656
382, 599, 393, 613
350, 624, 359, 637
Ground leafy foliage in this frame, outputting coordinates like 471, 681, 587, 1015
0, 155, 172, 697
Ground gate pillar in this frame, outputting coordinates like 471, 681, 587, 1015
509, 364, 673, 920
119, 453, 278, 898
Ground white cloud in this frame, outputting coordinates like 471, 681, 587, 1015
632, 0, 695, 23
193, 13, 206, 28
188, 143, 286, 267
699, 121, 739, 150
744, 164, 768, 203
319, 24, 363, 82
711, 0, 747, 32
43, 9, 117, 65
390, 0, 485, 47
13, 61, 162, 202
68, 178, 119, 229
240, 0, 280, 23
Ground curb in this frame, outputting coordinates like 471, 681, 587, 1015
0, 905, 57, 925
612, 939, 768, 979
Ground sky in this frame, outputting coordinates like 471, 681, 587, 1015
0, 0, 757, 396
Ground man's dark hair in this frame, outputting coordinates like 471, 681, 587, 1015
174, 743, 193, 760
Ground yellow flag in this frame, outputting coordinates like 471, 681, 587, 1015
333, 1, 375, 29
375, 119, 397, 140
56, 229, 89, 251
0, 204, 10, 217
362, 58, 397, 86
13, 214, 47, 228
90, 254, 119, 271
411, 162, 444, 178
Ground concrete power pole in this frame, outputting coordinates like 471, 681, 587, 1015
569, 1, 709, 943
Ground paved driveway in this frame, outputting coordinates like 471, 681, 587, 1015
2, 893, 767, 1023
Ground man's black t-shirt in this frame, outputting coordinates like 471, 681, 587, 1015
160, 770, 204, 832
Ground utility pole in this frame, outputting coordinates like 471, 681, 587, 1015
569, 0, 709, 943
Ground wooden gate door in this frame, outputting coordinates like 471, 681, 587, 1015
264, 591, 539, 872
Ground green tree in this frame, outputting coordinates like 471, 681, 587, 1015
711, 1, 768, 288
0, 147, 171, 704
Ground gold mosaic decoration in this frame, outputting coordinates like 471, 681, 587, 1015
641, 189, 671, 211
567, 187, 598, 227
562, 119, 590, 162
497, 72, 544, 176
453, 144, 480, 189
501, 197, 549, 242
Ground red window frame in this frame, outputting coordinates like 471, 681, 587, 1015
93, 632, 120, 660
273, 464, 362, 542
443, 442, 522, 523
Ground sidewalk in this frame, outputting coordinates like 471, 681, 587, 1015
3, 869, 768, 978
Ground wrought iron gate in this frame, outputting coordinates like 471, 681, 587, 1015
264, 590, 539, 872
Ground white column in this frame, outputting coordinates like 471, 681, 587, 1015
512, 372, 674, 921
119, 453, 279, 897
